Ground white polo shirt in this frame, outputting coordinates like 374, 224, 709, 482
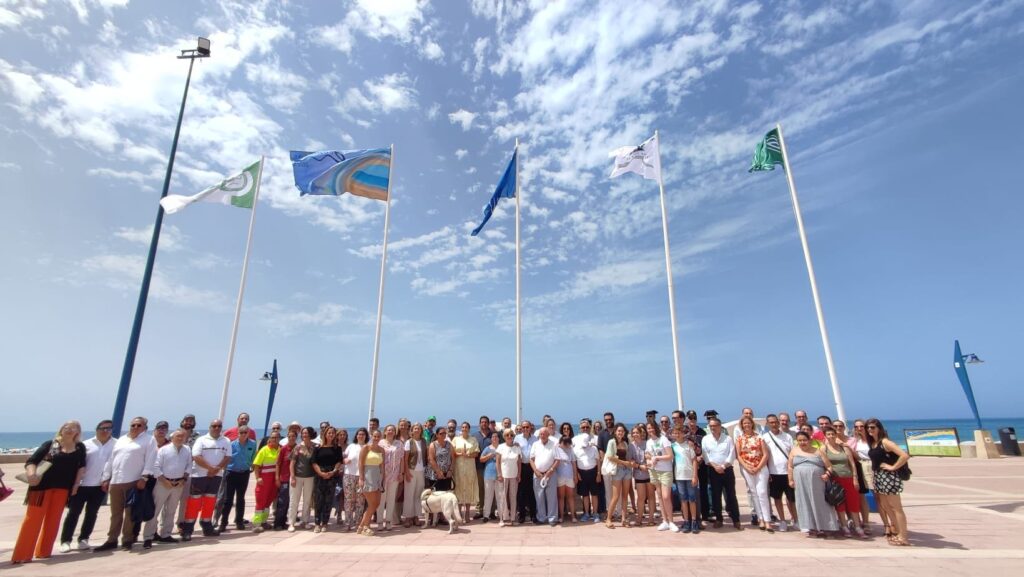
571, 433, 599, 470
762, 430, 794, 475
530, 438, 558, 473
191, 434, 232, 478
81, 436, 116, 487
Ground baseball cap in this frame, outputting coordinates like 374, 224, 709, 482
427, 415, 436, 421
155, 421, 169, 430
703, 409, 719, 418
288, 421, 301, 430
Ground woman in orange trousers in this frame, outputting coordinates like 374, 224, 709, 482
12, 421, 86, 564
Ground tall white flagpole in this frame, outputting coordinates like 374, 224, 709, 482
775, 124, 847, 423
367, 144, 395, 424
654, 131, 684, 410
514, 139, 522, 424
218, 156, 264, 422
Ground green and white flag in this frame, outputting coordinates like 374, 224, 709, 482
160, 159, 262, 214
748, 128, 784, 172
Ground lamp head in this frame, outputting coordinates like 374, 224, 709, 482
196, 37, 211, 56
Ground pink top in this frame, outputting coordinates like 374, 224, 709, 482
381, 439, 405, 483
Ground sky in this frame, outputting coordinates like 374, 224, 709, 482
1, 0, 1022, 433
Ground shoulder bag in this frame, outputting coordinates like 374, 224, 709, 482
823, 472, 846, 506
600, 440, 618, 476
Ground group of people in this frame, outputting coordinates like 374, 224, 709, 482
8, 407, 913, 564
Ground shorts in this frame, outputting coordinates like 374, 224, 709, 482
873, 469, 903, 495
649, 469, 673, 486
769, 474, 795, 501
576, 467, 599, 496
674, 480, 697, 502
557, 476, 575, 489
608, 467, 631, 482
634, 477, 650, 484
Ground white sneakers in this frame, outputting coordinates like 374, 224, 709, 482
78, 539, 90, 550
657, 521, 671, 531
668, 522, 680, 533
59, 542, 71, 553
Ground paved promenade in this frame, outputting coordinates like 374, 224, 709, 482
2, 456, 1023, 576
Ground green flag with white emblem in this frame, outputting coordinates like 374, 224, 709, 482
160, 159, 262, 214
749, 128, 784, 172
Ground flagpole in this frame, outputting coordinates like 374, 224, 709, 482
775, 123, 847, 423
367, 144, 395, 425
217, 156, 264, 422
654, 130, 684, 410
514, 139, 522, 424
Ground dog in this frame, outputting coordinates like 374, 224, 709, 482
420, 488, 463, 534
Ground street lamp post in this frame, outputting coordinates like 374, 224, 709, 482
953, 339, 996, 458
110, 37, 211, 436
259, 360, 279, 439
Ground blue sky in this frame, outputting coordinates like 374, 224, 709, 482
1, 0, 1022, 432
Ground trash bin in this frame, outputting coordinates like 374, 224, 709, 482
998, 427, 1021, 456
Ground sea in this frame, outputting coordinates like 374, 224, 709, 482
2, 417, 1023, 453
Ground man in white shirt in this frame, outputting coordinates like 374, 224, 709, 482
143, 429, 192, 548
571, 419, 601, 522
94, 417, 157, 552
60, 419, 115, 552
791, 410, 816, 435
762, 414, 798, 531
701, 418, 741, 530
181, 419, 232, 540
529, 427, 560, 526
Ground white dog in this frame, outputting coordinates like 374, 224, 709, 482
421, 488, 463, 534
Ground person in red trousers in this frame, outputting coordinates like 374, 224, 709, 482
12, 421, 86, 564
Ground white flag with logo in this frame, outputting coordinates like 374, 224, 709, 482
160, 159, 262, 214
608, 135, 661, 183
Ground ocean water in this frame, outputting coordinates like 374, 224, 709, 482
2, 417, 1023, 452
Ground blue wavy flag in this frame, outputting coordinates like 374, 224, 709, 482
290, 148, 391, 201
471, 149, 517, 236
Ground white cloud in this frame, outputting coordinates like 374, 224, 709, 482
80, 253, 230, 312
244, 56, 306, 113
311, 0, 443, 61
455, 149, 468, 160
448, 108, 477, 130
342, 73, 418, 114
114, 224, 186, 252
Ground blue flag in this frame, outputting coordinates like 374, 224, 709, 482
290, 148, 391, 201
471, 149, 517, 236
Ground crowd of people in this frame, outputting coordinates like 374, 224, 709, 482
7, 407, 913, 564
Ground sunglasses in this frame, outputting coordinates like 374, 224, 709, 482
97, 426, 112, 431
867, 425, 878, 429
130, 424, 145, 429
210, 425, 223, 429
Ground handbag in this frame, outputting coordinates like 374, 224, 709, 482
823, 473, 846, 506
15, 461, 51, 485
0, 476, 14, 503
600, 440, 618, 476
896, 463, 912, 481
